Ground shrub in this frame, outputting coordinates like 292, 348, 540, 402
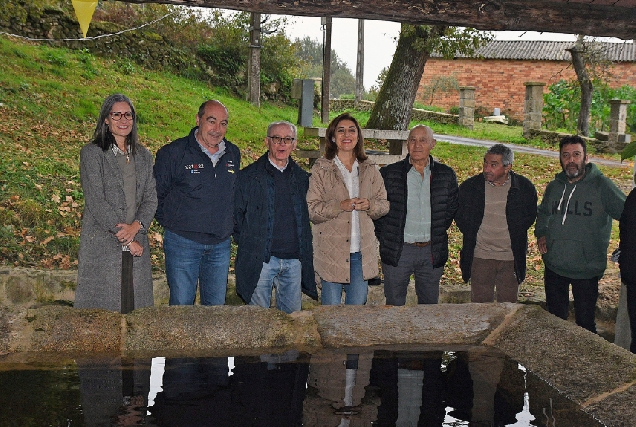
543, 79, 636, 134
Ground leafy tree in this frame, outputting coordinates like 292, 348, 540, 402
367, 24, 491, 130
365, 67, 389, 102
421, 74, 460, 105
294, 36, 356, 99
543, 80, 636, 136
567, 35, 612, 136
196, 11, 299, 100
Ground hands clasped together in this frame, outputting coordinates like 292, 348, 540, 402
115, 222, 144, 257
340, 197, 370, 212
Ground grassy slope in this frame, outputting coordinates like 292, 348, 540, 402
0, 35, 633, 291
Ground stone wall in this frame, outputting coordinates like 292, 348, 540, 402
526, 129, 621, 153
329, 99, 459, 125
418, 58, 636, 120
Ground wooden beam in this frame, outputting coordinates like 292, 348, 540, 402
119, 0, 636, 40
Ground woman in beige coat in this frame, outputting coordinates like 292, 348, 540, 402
307, 113, 389, 305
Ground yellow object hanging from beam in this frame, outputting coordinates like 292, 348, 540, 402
71, 0, 98, 38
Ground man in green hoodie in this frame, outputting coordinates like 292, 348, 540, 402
535, 135, 625, 333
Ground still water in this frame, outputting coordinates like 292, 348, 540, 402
0, 347, 604, 427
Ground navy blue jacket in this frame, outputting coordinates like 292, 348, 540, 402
455, 171, 537, 284
374, 155, 458, 268
233, 154, 317, 303
154, 128, 240, 244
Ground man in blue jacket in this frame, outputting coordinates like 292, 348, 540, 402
536, 135, 625, 333
456, 144, 537, 303
233, 121, 317, 313
154, 100, 240, 306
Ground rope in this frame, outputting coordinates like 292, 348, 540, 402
0, 11, 177, 42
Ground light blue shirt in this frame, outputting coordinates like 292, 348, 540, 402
197, 132, 226, 167
404, 163, 432, 243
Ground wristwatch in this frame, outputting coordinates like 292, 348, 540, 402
135, 220, 145, 231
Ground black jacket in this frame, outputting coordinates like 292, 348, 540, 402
233, 154, 317, 303
619, 188, 636, 285
374, 155, 458, 268
455, 171, 537, 284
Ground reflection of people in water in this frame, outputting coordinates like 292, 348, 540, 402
369, 350, 446, 427
149, 357, 231, 426
368, 349, 525, 426
150, 351, 309, 427
305, 351, 376, 426
76, 357, 151, 427
232, 350, 309, 426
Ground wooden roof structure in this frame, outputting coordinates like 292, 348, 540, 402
121, 0, 636, 40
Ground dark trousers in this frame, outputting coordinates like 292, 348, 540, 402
382, 244, 443, 306
624, 280, 636, 353
544, 266, 599, 333
121, 251, 134, 314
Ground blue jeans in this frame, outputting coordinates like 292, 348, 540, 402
163, 229, 230, 306
321, 252, 368, 305
250, 256, 302, 314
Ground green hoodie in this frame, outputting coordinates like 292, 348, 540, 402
535, 163, 625, 279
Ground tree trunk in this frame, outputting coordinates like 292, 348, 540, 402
247, 12, 261, 107
367, 24, 444, 130
568, 37, 592, 137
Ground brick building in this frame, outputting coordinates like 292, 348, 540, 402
417, 40, 636, 121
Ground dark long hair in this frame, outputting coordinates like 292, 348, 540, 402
324, 112, 368, 162
92, 94, 139, 155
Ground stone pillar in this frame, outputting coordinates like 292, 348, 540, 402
608, 99, 631, 144
523, 82, 546, 138
458, 86, 475, 130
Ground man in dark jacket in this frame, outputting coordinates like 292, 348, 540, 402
374, 125, 458, 306
154, 100, 240, 306
233, 121, 317, 313
455, 144, 537, 303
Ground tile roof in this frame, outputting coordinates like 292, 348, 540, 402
432, 40, 636, 62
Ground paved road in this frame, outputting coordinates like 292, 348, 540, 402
434, 133, 628, 168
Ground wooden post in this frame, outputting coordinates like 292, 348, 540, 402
355, 19, 364, 104
321, 16, 332, 124
247, 12, 261, 107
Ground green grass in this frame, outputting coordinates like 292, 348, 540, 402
0, 35, 633, 291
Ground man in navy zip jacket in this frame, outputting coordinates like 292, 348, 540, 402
154, 100, 241, 305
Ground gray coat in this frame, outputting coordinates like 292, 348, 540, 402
75, 143, 157, 312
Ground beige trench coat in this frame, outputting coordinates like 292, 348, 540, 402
307, 157, 389, 283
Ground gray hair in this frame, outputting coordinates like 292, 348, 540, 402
267, 121, 297, 139
486, 144, 514, 166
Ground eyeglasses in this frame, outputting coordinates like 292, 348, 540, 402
268, 136, 296, 145
110, 111, 134, 121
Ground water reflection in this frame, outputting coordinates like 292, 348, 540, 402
0, 348, 604, 427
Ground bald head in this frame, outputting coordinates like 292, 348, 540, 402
408, 125, 434, 140
197, 100, 228, 120
407, 125, 436, 169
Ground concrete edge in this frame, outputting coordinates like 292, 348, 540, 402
482, 304, 636, 426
